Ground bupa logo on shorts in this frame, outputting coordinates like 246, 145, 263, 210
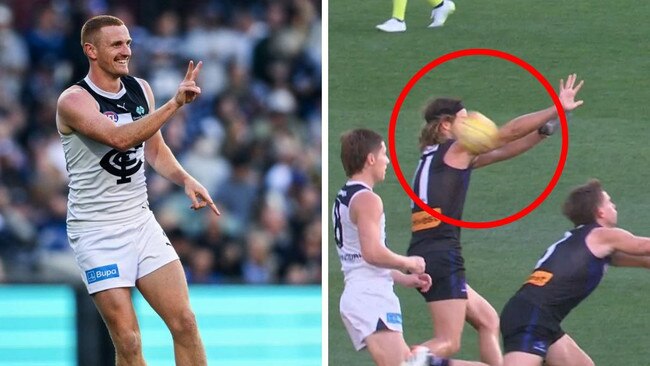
104, 111, 119, 123
386, 313, 402, 325
86, 264, 120, 284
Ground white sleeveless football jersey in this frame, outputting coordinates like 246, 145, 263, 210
333, 181, 392, 284
61, 76, 151, 226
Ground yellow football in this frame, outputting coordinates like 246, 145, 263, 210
455, 111, 499, 154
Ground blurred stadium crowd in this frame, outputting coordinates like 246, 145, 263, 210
0, 0, 322, 285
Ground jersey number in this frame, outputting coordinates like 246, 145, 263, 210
534, 231, 573, 269
333, 200, 343, 248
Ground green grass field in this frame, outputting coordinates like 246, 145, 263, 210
328, 1, 650, 364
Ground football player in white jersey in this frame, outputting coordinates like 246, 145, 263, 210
334, 129, 486, 366
56, 15, 217, 366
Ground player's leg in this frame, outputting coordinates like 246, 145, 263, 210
405, 346, 490, 366
545, 334, 594, 366
421, 298, 467, 356
502, 352, 543, 366
412, 247, 468, 357
69, 223, 146, 365
366, 329, 411, 366
428, 0, 456, 28
136, 260, 206, 366
449, 359, 490, 366
500, 296, 561, 366
465, 285, 503, 366
92, 288, 146, 366
376, 0, 408, 32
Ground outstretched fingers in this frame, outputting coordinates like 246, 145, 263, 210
561, 74, 574, 91
563, 73, 584, 92
183, 60, 203, 82
559, 73, 585, 94
572, 79, 584, 94
190, 61, 202, 81
184, 60, 194, 81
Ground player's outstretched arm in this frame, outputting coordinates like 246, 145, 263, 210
472, 130, 546, 168
56, 60, 203, 152
354, 191, 425, 274
588, 227, 650, 258
472, 74, 584, 168
610, 252, 650, 269
495, 74, 584, 145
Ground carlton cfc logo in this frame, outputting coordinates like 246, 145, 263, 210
100, 143, 143, 184
104, 111, 118, 123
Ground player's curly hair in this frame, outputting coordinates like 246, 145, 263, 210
562, 179, 604, 226
419, 97, 464, 151
340, 129, 383, 177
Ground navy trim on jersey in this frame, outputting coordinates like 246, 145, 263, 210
77, 75, 150, 119
336, 183, 370, 207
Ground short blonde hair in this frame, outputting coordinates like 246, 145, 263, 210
80, 15, 124, 46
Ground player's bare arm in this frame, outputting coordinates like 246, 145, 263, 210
391, 270, 432, 292
446, 116, 548, 169
140, 77, 220, 216
609, 251, 650, 268
495, 73, 584, 146
470, 74, 584, 168
353, 191, 425, 274
587, 227, 650, 257
56, 60, 202, 152
472, 130, 546, 168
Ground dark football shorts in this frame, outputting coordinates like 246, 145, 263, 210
407, 244, 467, 302
500, 295, 565, 358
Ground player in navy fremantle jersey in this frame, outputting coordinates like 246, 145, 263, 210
334, 129, 487, 366
55, 15, 218, 366
501, 179, 650, 366
407, 74, 585, 366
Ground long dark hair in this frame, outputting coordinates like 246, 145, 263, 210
419, 97, 464, 150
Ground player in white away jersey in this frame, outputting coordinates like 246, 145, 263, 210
334, 129, 486, 366
56, 15, 218, 366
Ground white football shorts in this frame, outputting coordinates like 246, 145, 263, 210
340, 281, 404, 351
67, 210, 179, 294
